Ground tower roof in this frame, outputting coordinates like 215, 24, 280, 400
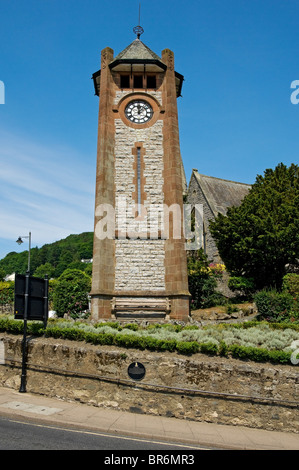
109, 38, 167, 74
92, 39, 184, 98
113, 38, 162, 62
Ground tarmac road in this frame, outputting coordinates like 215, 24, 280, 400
0, 415, 210, 451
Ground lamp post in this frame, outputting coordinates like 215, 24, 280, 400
16, 231, 31, 273
16, 231, 31, 393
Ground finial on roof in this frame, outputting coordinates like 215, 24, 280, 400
133, 3, 144, 39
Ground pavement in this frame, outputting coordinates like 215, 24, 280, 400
0, 386, 298, 450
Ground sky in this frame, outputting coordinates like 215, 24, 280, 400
0, 0, 298, 261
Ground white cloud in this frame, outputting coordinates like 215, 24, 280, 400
0, 129, 95, 258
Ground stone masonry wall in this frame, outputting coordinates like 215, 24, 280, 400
114, 90, 165, 292
187, 173, 220, 263
0, 334, 298, 433
115, 239, 165, 291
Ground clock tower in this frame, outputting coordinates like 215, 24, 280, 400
90, 28, 190, 322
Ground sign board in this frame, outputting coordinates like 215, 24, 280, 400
127, 362, 146, 381
14, 274, 48, 323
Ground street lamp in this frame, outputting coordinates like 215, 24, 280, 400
15, 231, 31, 393
16, 231, 31, 273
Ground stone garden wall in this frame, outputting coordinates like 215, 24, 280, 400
0, 333, 298, 433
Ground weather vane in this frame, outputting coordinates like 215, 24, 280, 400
133, 3, 144, 39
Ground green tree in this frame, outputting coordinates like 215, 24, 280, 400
0, 232, 93, 278
0, 268, 5, 281
210, 163, 299, 290
34, 262, 55, 279
52, 269, 91, 319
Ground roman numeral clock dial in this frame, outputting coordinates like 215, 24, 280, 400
125, 100, 153, 124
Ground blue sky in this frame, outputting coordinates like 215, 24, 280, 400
0, 0, 298, 260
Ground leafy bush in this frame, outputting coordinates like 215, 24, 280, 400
176, 341, 200, 355
228, 276, 255, 299
282, 273, 299, 320
254, 289, 295, 321
1, 315, 299, 364
0, 316, 44, 335
229, 344, 291, 364
199, 342, 218, 355
282, 273, 299, 297
0, 281, 14, 306
188, 249, 225, 309
52, 269, 91, 319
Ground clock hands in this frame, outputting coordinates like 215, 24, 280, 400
125, 100, 153, 123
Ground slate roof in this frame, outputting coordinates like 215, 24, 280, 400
191, 171, 251, 216
113, 38, 163, 62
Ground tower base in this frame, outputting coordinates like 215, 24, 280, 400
90, 293, 190, 322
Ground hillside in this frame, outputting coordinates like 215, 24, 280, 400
0, 232, 93, 279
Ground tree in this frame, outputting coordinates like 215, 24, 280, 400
210, 163, 299, 290
52, 269, 91, 318
0, 232, 93, 278
34, 262, 55, 279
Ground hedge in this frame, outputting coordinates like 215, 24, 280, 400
0, 316, 296, 365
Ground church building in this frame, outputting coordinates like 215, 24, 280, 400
187, 170, 251, 263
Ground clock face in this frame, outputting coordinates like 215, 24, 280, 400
125, 100, 153, 124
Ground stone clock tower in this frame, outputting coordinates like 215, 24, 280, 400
90, 27, 190, 322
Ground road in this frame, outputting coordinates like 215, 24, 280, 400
0, 416, 210, 451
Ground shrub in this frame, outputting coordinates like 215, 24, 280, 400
52, 269, 91, 319
282, 273, 299, 297
282, 273, 299, 319
199, 342, 218, 355
188, 249, 226, 310
0, 281, 14, 306
94, 321, 121, 330
1, 315, 298, 365
122, 323, 139, 331
228, 344, 291, 364
228, 276, 255, 299
176, 341, 200, 355
254, 289, 294, 321
114, 333, 145, 350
